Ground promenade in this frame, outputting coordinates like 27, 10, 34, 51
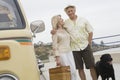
40, 48, 120, 80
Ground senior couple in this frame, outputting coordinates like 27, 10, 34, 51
51, 5, 97, 80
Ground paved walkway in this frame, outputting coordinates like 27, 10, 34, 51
41, 48, 120, 80
84, 63, 120, 80
40, 61, 120, 80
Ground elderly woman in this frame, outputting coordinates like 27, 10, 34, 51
51, 15, 78, 80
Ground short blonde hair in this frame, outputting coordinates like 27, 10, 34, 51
51, 15, 61, 29
64, 5, 76, 12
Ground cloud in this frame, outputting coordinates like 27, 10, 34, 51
21, 0, 120, 43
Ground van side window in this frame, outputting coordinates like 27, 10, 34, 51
0, 0, 25, 30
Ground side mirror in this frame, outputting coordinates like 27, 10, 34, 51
30, 20, 45, 33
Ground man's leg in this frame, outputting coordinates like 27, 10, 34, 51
90, 67, 97, 80
82, 45, 97, 80
78, 69, 86, 80
73, 51, 86, 80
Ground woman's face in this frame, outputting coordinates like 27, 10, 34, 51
57, 16, 64, 26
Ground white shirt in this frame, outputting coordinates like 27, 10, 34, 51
64, 17, 93, 51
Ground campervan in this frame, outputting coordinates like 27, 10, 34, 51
0, 0, 45, 80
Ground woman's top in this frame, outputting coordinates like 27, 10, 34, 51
52, 29, 71, 56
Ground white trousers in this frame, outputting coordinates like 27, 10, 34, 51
59, 51, 78, 80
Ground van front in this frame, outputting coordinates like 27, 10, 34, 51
0, 0, 40, 80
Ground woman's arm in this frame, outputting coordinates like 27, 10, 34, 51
52, 33, 59, 56
52, 33, 62, 66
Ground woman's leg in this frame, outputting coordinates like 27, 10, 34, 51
59, 52, 78, 80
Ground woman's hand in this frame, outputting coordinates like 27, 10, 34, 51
55, 56, 62, 66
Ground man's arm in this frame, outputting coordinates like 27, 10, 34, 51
88, 32, 93, 45
50, 29, 57, 35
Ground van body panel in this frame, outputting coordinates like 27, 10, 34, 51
0, 0, 41, 80
0, 40, 40, 80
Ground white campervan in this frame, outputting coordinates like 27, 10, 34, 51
0, 0, 45, 80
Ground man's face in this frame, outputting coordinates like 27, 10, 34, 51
65, 7, 76, 19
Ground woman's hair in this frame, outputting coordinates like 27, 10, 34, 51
64, 5, 76, 12
51, 15, 61, 29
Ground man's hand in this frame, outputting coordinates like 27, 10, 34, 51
50, 29, 57, 35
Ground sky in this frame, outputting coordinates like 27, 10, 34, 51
20, 0, 120, 44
